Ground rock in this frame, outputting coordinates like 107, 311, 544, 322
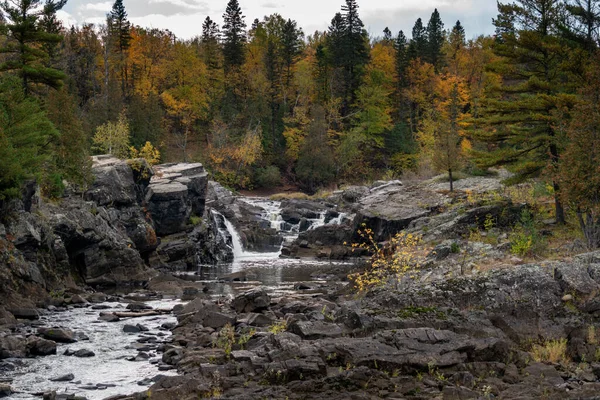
68, 294, 88, 305
442, 386, 478, 399
289, 321, 344, 339
99, 314, 120, 322
124, 324, 141, 333
85, 156, 139, 206
38, 327, 76, 343
181, 287, 199, 301
0, 336, 27, 359
232, 287, 271, 313
126, 302, 153, 311
73, 349, 95, 357
49, 373, 74, 382
0, 383, 12, 398
342, 186, 369, 203
147, 163, 208, 236
8, 308, 39, 320
27, 337, 57, 356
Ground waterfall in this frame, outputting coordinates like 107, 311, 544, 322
222, 216, 245, 260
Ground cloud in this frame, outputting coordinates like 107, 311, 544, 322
261, 2, 279, 8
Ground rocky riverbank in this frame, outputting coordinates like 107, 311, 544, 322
109, 250, 600, 400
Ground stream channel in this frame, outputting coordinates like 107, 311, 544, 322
2, 197, 353, 399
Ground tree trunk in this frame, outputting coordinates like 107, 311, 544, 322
553, 180, 565, 224
449, 169, 453, 192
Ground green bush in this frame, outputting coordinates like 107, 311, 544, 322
254, 166, 281, 188
510, 209, 544, 257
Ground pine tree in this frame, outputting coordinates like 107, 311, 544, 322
425, 8, 445, 71
108, 0, 131, 95
0, 75, 59, 200
327, 0, 369, 113
408, 18, 427, 60
222, 0, 247, 72
201, 16, 221, 70
281, 18, 303, 86
563, 0, 600, 51
473, 0, 573, 224
447, 20, 466, 74
0, 0, 66, 94
383, 27, 393, 43
395, 30, 409, 88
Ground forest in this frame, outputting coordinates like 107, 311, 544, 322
1, 0, 600, 246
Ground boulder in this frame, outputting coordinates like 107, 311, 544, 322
27, 337, 57, 356
85, 156, 139, 207
8, 308, 39, 320
38, 327, 76, 343
232, 287, 271, 313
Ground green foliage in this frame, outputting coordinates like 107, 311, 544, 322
92, 112, 131, 159
0, 0, 67, 94
254, 166, 281, 188
0, 76, 59, 200
510, 209, 544, 257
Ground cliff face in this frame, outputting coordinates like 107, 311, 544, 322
0, 156, 211, 308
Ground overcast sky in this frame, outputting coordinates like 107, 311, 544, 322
58, 0, 498, 40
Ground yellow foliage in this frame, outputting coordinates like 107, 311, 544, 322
130, 141, 161, 166
530, 339, 569, 364
348, 228, 423, 292
92, 112, 131, 159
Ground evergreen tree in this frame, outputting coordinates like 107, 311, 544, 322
281, 18, 303, 86
473, 0, 572, 224
201, 16, 221, 70
40, 0, 66, 64
408, 18, 427, 60
383, 27, 393, 42
425, 8, 445, 70
108, 0, 131, 95
327, 0, 369, 113
0, 0, 66, 94
563, 0, 600, 51
0, 75, 59, 200
222, 0, 247, 72
449, 20, 465, 52
395, 30, 409, 88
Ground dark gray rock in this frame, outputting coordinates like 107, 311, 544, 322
38, 327, 76, 343
232, 287, 271, 313
8, 308, 39, 320
124, 324, 141, 333
49, 373, 74, 382
27, 337, 57, 356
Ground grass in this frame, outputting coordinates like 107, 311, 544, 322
530, 338, 569, 364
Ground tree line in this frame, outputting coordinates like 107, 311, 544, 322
1, 0, 600, 247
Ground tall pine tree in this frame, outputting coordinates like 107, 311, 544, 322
473, 0, 573, 223
108, 0, 131, 96
222, 0, 247, 72
425, 8, 445, 71
408, 18, 427, 60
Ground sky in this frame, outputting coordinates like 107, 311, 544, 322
58, 0, 498, 40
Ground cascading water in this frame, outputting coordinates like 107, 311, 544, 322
221, 214, 245, 260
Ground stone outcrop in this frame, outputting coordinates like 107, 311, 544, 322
146, 163, 208, 236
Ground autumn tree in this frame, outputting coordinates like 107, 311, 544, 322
0, 0, 66, 94
92, 111, 131, 158
432, 79, 469, 191
559, 59, 600, 247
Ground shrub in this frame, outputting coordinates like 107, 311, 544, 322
510, 209, 544, 257
348, 226, 423, 291
254, 166, 281, 188
531, 338, 568, 364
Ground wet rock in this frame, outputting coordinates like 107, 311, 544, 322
0, 383, 13, 398
123, 324, 141, 333
232, 287, 271, 313
69, 294, 88, 305
64, 348, 95, 357
50, 373, 75, 382
38, 327, 76, 343
99, 314, 120, 322
0, 336, 27, 359
27, 337, 57, 356
126, 302, 153, 311
8, 308, 39, 320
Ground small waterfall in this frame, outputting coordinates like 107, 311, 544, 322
222, 216, 245, 259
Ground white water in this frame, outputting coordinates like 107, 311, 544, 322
213, 198, 352, 274
4, 299, 181, 400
